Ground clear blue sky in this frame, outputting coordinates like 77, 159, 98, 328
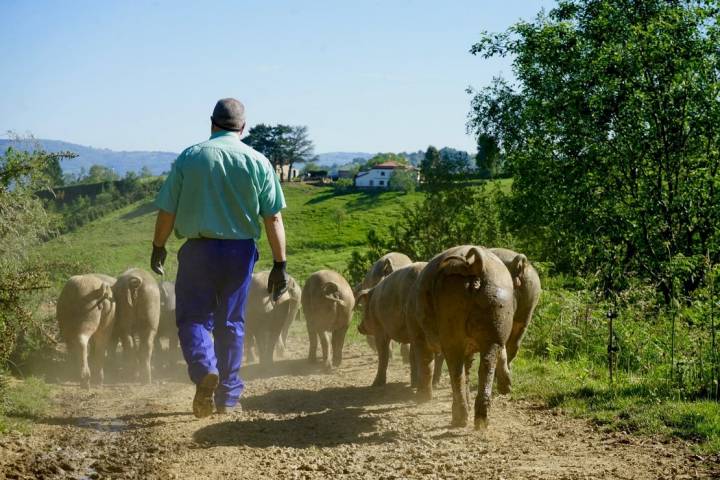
1, 1, 554, 154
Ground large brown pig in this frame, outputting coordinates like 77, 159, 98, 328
489, 248, 541, 366
408, 245, 514, 429
57, 274, 116, 388
244, 271, 301, 366
356, 262, 427, 386
113, 268, 161, 384
357, 252, 413, 362
155, 280, 180, 366
302, 270, 354, 368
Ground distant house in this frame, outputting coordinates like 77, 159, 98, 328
304, 170, 329, 181
330, 169, 355, 181
275, 164, 299, 181
354, 161, 417, 189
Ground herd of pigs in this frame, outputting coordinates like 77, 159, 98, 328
56, 245, 540, 429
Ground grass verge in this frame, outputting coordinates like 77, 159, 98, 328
511, 356, 720, 454
0, 376, 52, 433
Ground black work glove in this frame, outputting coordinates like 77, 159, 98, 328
150, 242, 167, 276
267, 261, 289, 302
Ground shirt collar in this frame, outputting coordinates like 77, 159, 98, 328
210, 130, 238, 140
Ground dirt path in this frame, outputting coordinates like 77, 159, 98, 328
1, 334, 718, 480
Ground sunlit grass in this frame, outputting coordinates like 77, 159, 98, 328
34, 182, 424, 287
0, 377, 51, 433
510, 356, 720, 453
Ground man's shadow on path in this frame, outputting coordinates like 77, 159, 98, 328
240, 357, 330, 381
194, 382, 415, 449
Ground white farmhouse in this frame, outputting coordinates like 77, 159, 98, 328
354, 161, 416, 188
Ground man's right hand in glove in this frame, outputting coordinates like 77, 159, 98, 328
267, 261, 289, 301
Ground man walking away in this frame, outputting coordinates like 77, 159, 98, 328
150, 98, 289, 418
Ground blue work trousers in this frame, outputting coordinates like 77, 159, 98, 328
175, 238, 257, 408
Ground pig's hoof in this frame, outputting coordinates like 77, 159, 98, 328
497, 381, 511, 395
474, 417, 489, 430
450, 417, 468, 429
371, 377, 386, 387
415, 389, 432, 403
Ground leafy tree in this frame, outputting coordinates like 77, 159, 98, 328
475, 134, 501, 178
245, 124, 314, 181
333, 178, 355, 194
245, 123, 289, 177
361, 153, 408, 171
337, 163, 360, 177
139, 166, 153, 178
347, 183, 511, 277
301, 161, 321, 175
0, 146, 72, 367
84, 164, 119, 183
44, 154, 64, 187
399, 150, 425, 166
285, 126, 315, 181
420, 145, 450, 187
388, 169, 417, 194
244, 123, 276, 161
439, 148, 472, 174
468, 0, 720, 299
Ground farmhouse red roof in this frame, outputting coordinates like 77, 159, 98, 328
372, 161, 405, 169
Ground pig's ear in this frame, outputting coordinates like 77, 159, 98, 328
126, 276, 143, 306
382, 258, 394, 277
355, 288, 372, 307
510, 254, 528, 288
438, 247, 486, 277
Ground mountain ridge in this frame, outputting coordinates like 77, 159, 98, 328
0, 138, 375, 176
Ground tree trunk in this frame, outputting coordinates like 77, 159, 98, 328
288, 161, 295, 181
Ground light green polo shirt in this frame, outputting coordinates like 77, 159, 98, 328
154, 131, 286, 240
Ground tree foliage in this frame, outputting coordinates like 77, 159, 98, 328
285, 126, 315, 181
468, 0, 720, 299
347, 183, 512, 282
475, 134, 501, 178
421, 146, 474, 186
388, 169, 417, 194
244, 124, 315, 181
439, 147, 472, 174
0, 146, 72, 367
361, 153, 408, 171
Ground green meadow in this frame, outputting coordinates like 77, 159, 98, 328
35, 182, 423, 285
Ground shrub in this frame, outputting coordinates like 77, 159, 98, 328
0, 146, 61, 369
333, 178, 354, 194
388, 170, 416, 193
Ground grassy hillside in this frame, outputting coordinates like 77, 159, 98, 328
35, 182, 425, 286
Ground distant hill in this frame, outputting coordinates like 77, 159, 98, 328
314, 152, 374, 167
0, 138, 178, 177
0, 138, 375, 175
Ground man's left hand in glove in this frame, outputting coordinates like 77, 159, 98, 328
267, 261, 289, 301
151, 242, 167, 275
